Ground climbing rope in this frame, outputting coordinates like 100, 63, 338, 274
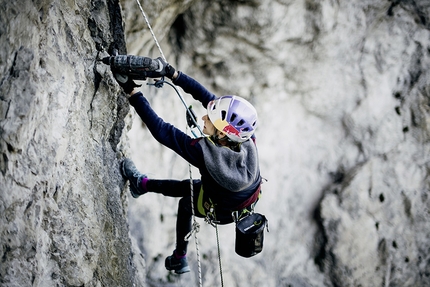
215, 225, 225, 287
185, 124, 203, 287
134, 0, 166, 62
151, 80, 204, 136
152, 79, 226, 287
133, 2, 227, 286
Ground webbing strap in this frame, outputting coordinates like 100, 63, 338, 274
197, 186, 206, 216
234, 184, 261, 211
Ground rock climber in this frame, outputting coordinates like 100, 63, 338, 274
111, 57, 262, 274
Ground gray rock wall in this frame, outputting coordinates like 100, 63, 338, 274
0, 1, 145, 286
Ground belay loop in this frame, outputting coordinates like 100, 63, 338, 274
204, 207, 218, 227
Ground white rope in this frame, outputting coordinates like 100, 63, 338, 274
132, 3, 224, 286
203, 208, 224, 287
134, 0, 167, 61
184, 143, 203, 287
215, 224, 224, 287
133, 2, 203, 283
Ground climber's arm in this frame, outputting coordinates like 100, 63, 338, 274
171, 72, 216, 108
128, 91, 203, 167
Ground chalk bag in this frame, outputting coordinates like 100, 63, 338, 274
235, 213, 268, 258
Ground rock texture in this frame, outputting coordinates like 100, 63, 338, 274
0, 1, 145, 286
1, 0, 430, 287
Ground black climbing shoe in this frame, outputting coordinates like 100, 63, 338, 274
121, 158, 147, 198
165, 252, 190, 274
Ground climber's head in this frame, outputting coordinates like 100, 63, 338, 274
204, 95, 258, 143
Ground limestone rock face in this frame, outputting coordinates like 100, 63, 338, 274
0, 1, 145, 286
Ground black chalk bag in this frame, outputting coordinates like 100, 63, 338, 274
235, 213, 268, 258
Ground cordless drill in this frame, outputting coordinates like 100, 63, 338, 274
101, 54, 164, 80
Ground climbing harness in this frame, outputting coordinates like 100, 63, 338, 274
133, 1, 224, 286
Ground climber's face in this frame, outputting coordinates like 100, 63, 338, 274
202, 114, 216, 136
202, 114, 227, 139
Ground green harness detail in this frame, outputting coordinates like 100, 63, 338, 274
197, 186, 261, 225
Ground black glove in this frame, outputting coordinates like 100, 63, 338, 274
153, 57, 176, 79
113, 73, 141, 94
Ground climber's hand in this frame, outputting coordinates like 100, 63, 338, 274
153, 57, 176, 79
113, 73, 141, 94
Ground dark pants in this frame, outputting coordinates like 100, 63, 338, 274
146, 179, 234, 255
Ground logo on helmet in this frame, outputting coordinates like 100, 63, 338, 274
223, 124, 240, 136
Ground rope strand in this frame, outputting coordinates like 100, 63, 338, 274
134, 0, 166, 61
133, 2, 225, 286
187, 150, 203, 287
215, 224, 224, 287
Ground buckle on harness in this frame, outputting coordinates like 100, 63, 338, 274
232, 199, 258, 223
205, 206, 219, 227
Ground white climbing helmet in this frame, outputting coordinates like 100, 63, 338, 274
207, 95, 258, 143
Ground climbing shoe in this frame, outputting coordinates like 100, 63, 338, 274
165, 251, 190, 274
120, 158, 147, 198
